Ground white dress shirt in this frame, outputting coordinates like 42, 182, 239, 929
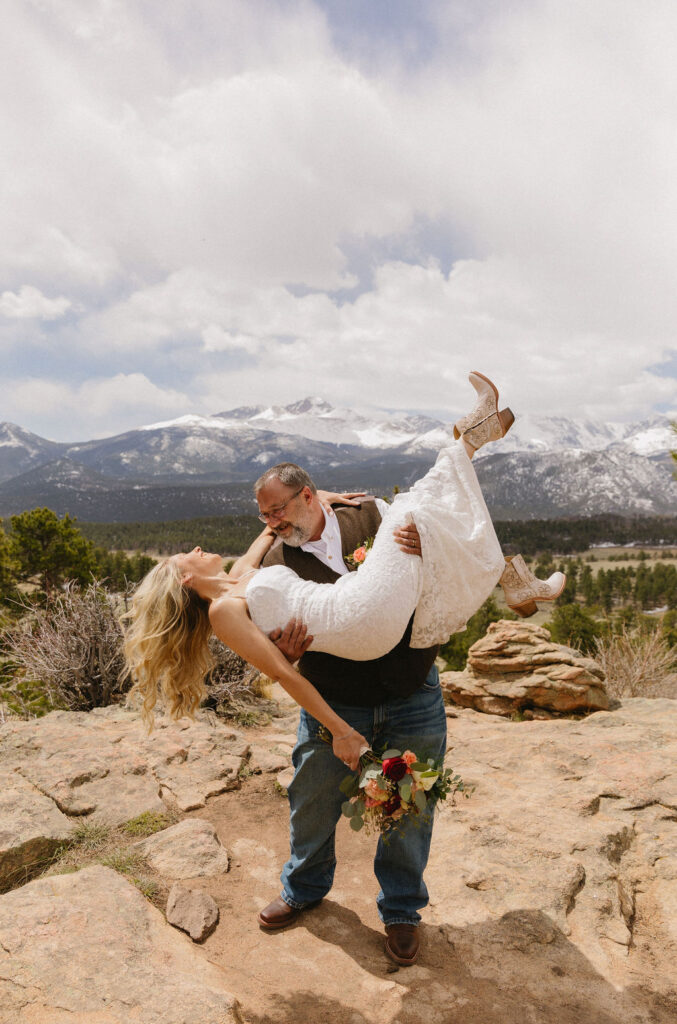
300, 499, 390, 575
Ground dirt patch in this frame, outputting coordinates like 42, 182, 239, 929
182, 773, 471, 1024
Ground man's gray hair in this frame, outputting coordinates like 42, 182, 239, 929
254, 462, 318, 496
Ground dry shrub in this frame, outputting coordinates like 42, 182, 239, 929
204, 636, 263, 712
594, 629, 677, 699
3, 585, 266, 721
4, 581, 129, 714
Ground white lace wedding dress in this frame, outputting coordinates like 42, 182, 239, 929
245, 440, 504, 660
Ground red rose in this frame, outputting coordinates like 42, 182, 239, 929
382, 756, 408, 782
382, 796, 401, 815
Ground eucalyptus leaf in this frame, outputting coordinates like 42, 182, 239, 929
399, 783, 412, 803
381, 749, 402, 759
341, 800, 356, 818
414, 789, 428, 811
339, 776, 359, 797
350, 815, 364, 832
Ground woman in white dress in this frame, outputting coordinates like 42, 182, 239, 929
123, 373, 564, 769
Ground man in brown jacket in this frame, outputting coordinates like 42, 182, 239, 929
253, 462, 446, 967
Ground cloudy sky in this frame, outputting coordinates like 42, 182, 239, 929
1, 0, 676, 442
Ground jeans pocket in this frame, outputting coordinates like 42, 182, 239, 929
421, 666, 441, 693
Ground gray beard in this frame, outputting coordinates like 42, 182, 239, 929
274, 524, 310, 547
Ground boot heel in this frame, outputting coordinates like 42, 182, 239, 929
498, 408, 515, 437
511, 599, 538, 617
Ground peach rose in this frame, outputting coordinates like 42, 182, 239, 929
402, 750, 417, 766
364, 778, 390, 803
353, 546, 367, 563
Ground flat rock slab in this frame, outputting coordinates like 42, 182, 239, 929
426, 699, 677, 1006
249, 743, 292, 773
137, 818, 229, 879
0, 770, 73, 894
0, 865, 240, 1022
0, 706, 249, 889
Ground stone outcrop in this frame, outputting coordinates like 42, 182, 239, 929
0, 770, 73, 894
137, 818, 230, 879
441, 619, 609, 717
0, 865, 240, 1023
167, 882, 220, 942
2, 683, 676, 1021
0, 705, 249, 889
423, 699, 677, 1014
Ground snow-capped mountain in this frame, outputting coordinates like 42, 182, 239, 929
0, 399, 674, 521
213, 397, 445, 450
0, 422, 64, 483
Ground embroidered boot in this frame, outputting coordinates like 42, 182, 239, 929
454, 371, 515, 452
499, 555, 566, 617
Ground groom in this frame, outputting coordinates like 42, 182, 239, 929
253, 462, 447, 966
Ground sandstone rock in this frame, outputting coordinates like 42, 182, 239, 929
276, 766, 294, 791
0, 706, 249, 889
137, 818, 229, 879
0, 770, 72, 893
167, 882, 220, 941
0, 865, 240, 1022
426, 698, 677, 1002
249, 743, 292, 773
441, 619, 609, 716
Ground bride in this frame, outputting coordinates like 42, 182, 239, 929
123, 373, 564, 769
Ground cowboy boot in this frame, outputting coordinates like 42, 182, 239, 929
454, 371, 515, 452
499, 555, 566, 617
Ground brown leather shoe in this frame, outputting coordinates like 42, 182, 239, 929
258, 896, 321, 930
257, 896, 300, 929
385, 923, 420, 966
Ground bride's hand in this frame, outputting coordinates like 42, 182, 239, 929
316, 489, 367, 514
332, 728, 369, 772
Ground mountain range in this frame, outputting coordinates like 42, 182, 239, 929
0, 398, 674, 522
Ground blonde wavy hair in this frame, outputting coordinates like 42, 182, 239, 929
122, 558, 214, 731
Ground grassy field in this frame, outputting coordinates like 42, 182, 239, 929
579, 547, 677, 571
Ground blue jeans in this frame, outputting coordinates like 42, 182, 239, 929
280, 665, 447, 926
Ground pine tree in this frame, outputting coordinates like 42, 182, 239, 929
8, 507, 96, 600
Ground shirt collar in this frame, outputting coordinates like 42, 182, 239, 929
301, 505, 334, 551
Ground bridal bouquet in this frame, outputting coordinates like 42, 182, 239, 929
338, 748, 471, 836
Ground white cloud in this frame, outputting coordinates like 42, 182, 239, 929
0, 0, 675, 438
4, 373, 191, 441
0, 285, 72, 320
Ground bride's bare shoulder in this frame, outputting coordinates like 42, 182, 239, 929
208, 593, 249, 627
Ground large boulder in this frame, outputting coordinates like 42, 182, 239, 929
0, 865, 240, 1022
441, 620, 609, 716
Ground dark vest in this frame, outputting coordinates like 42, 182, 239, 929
262, 500, 439, 706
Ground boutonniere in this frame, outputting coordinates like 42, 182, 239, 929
344, 536, 374, 569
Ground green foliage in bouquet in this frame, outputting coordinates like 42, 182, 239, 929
338, 747, 472, 836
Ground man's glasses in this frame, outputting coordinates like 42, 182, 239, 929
257, 486, 305, 524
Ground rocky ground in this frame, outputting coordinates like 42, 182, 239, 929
1, 639, 676, 1023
